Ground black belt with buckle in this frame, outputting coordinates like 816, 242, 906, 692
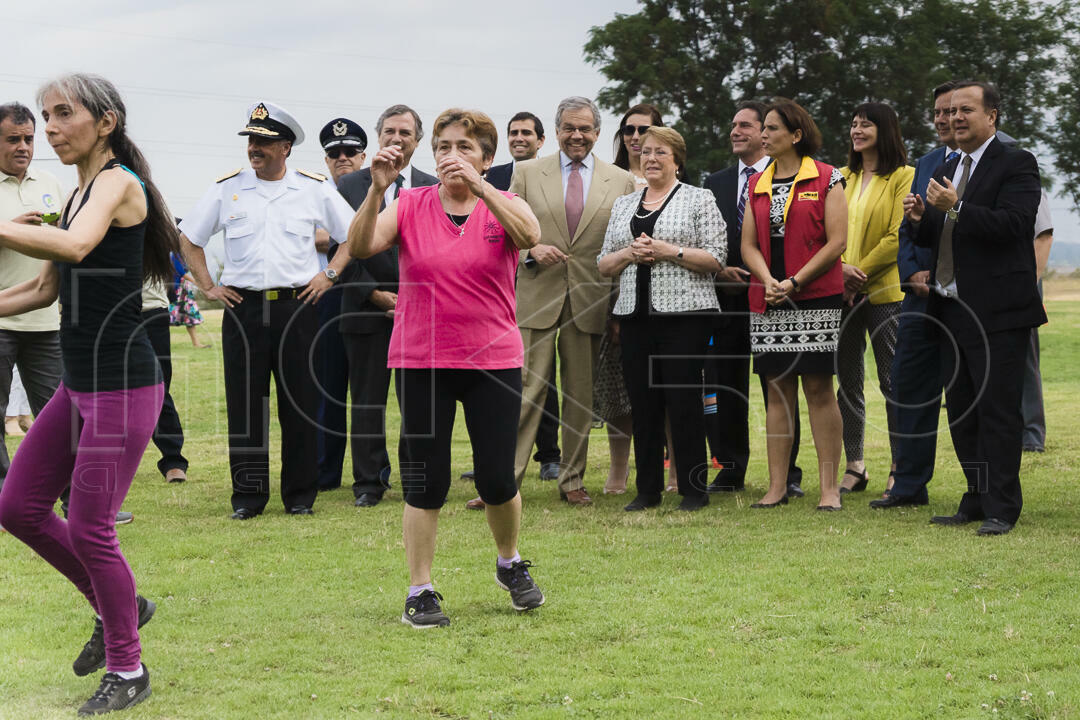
233, 287, 303, 301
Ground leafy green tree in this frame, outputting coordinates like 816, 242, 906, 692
585, 0, 1076, 182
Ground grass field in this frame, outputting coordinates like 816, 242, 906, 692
1, 288, 1078, 720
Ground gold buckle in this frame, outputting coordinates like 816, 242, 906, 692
265, 290, 279, 300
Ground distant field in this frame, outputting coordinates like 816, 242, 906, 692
1, 301, 1077, 719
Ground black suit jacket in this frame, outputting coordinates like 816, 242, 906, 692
335, 166, 438, 334
485, 162, 514, 192
704, 160, 769, 311
914, 137, 1045, 334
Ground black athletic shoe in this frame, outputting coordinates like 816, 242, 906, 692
495, 560, 545, 611
77, 664, 151, 716
73, 596, 156, 677
401, 590, 450, 628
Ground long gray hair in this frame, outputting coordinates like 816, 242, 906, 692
37, 73, 177, 285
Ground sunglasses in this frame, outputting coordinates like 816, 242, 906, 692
621, 124, 652, 137
326, 147, 363, 159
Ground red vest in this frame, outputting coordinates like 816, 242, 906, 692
747, 157, 843, 313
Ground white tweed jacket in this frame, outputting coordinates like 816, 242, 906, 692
598, 183, 727, 315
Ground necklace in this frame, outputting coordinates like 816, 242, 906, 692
440, 186, 476, 237
634, 181, 679, 218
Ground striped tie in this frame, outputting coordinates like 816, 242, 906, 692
736, 166, 755, 233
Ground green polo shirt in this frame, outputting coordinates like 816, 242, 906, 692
0, 165, 63, 331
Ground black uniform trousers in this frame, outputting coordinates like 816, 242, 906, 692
937, 298, 1027, 524
223, 290, 319, 512
533, 362, 561, 464
142, 308, 188, 476
621, 313, 711, 500
315, 284, 350, 490
704, 293, 802, 487
343, 326, 396, 498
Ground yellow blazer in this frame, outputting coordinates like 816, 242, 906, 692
840, 164, 914, 304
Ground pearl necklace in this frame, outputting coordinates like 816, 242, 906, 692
634, 181, 680, 218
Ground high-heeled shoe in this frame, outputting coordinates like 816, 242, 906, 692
603, 469, 629, 495
751, 496, 789, 509
839, 468, 868, 494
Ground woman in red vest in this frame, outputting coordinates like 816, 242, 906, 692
741, 98, 848, 511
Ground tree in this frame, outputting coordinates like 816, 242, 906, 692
1047, 14, 1080, 206
585, 0, 1076, 183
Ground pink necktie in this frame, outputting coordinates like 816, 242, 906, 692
565, 161, 584, 240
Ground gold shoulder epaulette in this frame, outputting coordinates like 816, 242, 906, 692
216, 168, 242, 183
297, 169, 327, 182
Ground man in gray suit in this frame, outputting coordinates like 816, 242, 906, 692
336, 105, 438, 508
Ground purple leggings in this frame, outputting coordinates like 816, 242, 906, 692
0, 381, 162, 672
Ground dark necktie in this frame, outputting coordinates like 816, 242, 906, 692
736, 165, 755, 233
393, 174, 405, 199
935, 155, 972, 288
945, 150, 960, 164
565, 161, 584, 240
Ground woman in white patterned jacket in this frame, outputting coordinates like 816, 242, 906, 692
597, 126, 726, 513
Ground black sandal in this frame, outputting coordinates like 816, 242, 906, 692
839, 468, 868, 495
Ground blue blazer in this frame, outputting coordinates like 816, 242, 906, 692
896, 146, 945, 288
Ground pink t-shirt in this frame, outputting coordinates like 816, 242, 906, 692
388, 184, 524, 369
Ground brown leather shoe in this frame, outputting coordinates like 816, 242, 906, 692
560, 488, 593, 506
465, 496, 486, 510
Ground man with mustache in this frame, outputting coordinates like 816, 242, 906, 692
335, 105, 438, 508
180, 101, 356, 519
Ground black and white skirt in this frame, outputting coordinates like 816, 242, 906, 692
750, 294, 843, 376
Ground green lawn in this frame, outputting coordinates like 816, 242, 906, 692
1, 300, 1078, 720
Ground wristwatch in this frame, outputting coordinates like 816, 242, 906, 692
676, 247, 684, 261
323, 267, 339, 283
946, 201, 962, 221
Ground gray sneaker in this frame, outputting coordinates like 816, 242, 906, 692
77, 664, 151, 716
73, 595, 156, 676
495, 560, 545, 611
401, 590, 450, 628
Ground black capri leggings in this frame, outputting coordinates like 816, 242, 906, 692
396, 367, 522, 509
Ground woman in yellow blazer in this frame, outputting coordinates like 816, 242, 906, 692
836, 102, 914, 495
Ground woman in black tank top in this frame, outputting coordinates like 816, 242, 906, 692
0, 73, 178, 716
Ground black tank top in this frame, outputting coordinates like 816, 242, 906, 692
58, 159, 161, 391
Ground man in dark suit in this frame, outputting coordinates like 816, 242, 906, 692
336, 104, 438, 508
903, 80, 1044, 535
463, 111, 559, 509
873, 81, 958, 509
702, 100, 803, 497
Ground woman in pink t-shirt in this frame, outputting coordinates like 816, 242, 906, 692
349, 109, 545, 629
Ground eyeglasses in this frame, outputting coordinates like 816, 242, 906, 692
559, 124, 596, 136
621, 124, 652, 137
326, 147, 363, 159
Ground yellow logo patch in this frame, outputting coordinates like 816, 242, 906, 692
797, 191, 818, 201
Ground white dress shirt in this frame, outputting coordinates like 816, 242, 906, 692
737, 157, 771, 206
383, 163, 414, 208
181, 167, 356, 290
560, 151, 594, 203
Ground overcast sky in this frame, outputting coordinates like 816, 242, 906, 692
5, 0, 1077, 248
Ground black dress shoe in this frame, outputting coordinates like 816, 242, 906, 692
354, 493, 382, 508
976, 518, 1014, 535
869, 492, 929, 509
816, 505, 842, 512
623, 494, 662, 511
230, 508, 259, 520
677, 494, 709, 511
707, 473, 745, 493
538, 462, 560, 481
460, 469, 476, 480
287, 506, 314, 515
751, 496, 789, 509
930, 512, 978, 526
785, 483, 805, 498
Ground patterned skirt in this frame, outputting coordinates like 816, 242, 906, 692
750, 294, 842, 376
169, 278, 204, 327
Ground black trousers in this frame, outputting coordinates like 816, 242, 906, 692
0, 329, 62, 483
397, 368, 521, 509
142, 308, 188, 476
223, 291, 319, 512
533, 361, 561, 464
315, 285, 350, 490
621, 313, 711, 499
938, 298, 1028, 524
703, 295, 802, 486
343, 327, 396, 498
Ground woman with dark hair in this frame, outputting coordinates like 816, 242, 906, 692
349, 108, 544, 628
612, 103, 664, 186
837, 102, 915, 496
741, 98, 847, 511
0, 73, 177, 715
